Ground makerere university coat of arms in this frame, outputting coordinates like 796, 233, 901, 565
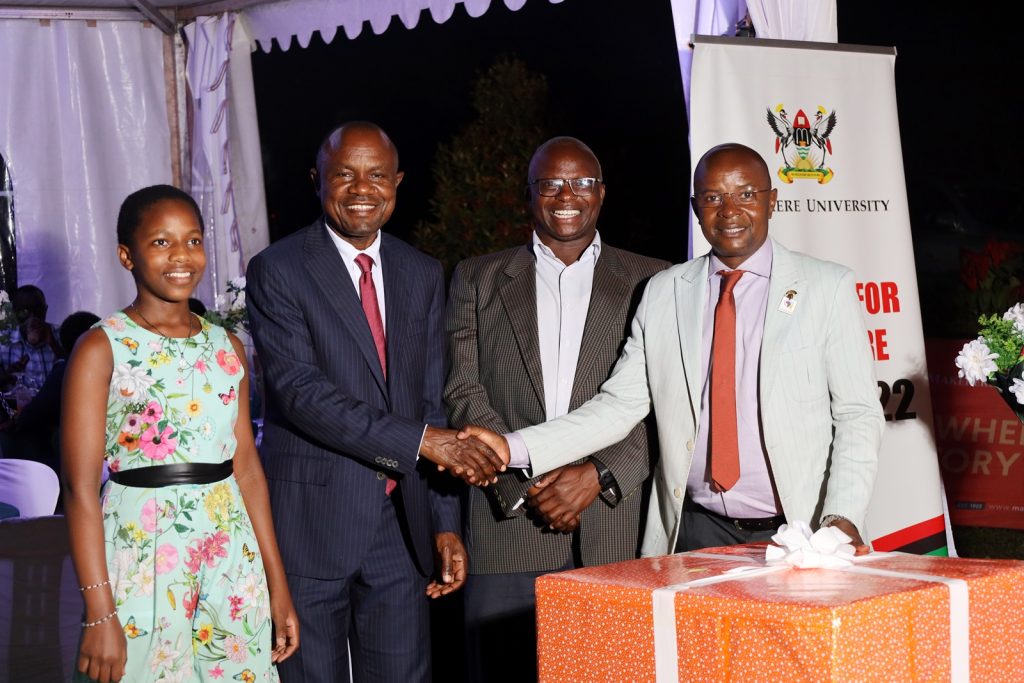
766, 104, 837, 184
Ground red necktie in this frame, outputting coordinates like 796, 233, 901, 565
710, 269, 745, 492
355, 253, 395, 494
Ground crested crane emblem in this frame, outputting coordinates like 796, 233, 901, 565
767, 104, 837, 184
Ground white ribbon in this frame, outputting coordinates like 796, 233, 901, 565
651, 549, 970, 682
766, 520, 857, 568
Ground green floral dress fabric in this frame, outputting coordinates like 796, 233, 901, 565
78, 311, 279, 682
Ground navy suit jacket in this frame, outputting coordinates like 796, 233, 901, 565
246, 221, 458, 580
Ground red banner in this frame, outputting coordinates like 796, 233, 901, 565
927, 338, 1024, 528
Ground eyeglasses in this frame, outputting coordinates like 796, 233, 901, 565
692, 189, 772, 208
528, 177, 602, 197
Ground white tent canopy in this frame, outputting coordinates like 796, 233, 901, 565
0, 0, 821, 322
0, 0, 565, 321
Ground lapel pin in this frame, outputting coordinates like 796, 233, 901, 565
778, 289, 798, 315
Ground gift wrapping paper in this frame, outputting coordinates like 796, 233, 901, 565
535, 545, 1024, 682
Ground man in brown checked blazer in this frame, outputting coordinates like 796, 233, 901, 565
444, 137, 669, 681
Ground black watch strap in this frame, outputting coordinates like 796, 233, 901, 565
590, 457, 616, 492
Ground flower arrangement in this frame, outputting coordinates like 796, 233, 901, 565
0, 289, 18, 344
203, 277, 248, 335
955, 302, 1024, 421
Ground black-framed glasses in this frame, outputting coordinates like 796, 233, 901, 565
692, 188, 772, 208
528, 177, 602, 197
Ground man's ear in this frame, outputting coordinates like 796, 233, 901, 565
309, 168, 320, 196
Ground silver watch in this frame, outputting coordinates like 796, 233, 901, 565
820, 514, 850, 528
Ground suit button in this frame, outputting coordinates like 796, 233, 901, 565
674, 487, 683, 498
376, 472, 386, 481
686, 440, 694, 451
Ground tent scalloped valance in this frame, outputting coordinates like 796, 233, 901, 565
244, 0, 561, 53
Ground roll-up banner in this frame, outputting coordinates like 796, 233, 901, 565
689, 36, 948, 554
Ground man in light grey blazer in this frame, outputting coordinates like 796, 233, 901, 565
462, 142, 884, 556
445, 137, 668, 681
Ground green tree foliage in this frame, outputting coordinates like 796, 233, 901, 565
414, 57, 547, 275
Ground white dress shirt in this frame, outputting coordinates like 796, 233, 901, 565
533, 231, 601, 421
325, 221, 386, 333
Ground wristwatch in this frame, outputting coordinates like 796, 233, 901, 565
820, 514, 850, 528
590, 457, 617, 494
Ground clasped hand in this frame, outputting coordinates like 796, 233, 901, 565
420, 426, 508, 486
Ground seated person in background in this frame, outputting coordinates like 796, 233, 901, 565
1, 285, 62, 389
6, 311, 100, 479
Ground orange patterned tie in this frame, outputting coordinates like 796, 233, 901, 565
355, 253, 395, 495
711, 269, 745, 492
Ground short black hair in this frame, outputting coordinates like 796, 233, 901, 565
117, 185, 203, 247
59, 310, 101, 356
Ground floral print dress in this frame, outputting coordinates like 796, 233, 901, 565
79, 311, 279, 682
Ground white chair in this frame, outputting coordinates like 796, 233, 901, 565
0, 459, 59, 517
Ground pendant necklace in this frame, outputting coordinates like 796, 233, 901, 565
129, 303, 200, 401
130, 303, 195, 340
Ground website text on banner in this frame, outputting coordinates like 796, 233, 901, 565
689, 36, 946, 554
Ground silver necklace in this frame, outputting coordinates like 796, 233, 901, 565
130, 303, 195, 340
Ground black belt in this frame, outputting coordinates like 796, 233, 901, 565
687, 500, 785, 533
108, 461, 233, 488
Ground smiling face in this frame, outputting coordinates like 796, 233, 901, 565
692, 144, 777, 269
118, 198, 206, 303
528, 138, 605, 260
312, 124, 404, 250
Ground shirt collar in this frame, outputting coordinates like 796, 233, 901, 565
531, 230, 602, 265
708, 237, 773, 280
324, 219, 383, 266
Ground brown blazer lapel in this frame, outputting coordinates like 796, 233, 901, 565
570, 246, 631, 409
497, 246, 546, 413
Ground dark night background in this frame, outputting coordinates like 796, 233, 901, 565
253, 1, 1023, 315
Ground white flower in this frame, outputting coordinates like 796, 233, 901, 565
130, 561, 155, 597
0, 290, 9, 304
1011, 378, 1024, 405
955, 337, 999, 386
0, 308, 6, 321
229, 276, 246, 290
234, 290, 245, 309
1004, 303, 1024, 334
148, 640, 178, 674
110, 363, 156, 402
238, 570, 266, 605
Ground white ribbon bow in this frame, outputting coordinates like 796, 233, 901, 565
765, 520, 856, 569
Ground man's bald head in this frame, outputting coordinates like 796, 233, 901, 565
310, 120, 404, 250
315, 121, 400, 177
528, 136, 603, 181
691, 142, 776, 269
693, 143, 771, 188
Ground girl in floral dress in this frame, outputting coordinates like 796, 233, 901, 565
63, 185, 298, 683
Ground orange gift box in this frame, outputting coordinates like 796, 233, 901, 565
536, 545, 1024, 682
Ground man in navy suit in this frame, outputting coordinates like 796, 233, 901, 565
246, 121, 506, 683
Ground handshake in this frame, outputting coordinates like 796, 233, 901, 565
420, 425, 511, 487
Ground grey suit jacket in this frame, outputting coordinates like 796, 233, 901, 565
519, 238, 885, 556
445, 243, 669, 574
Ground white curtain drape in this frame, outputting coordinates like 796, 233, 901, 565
0, 20, 170, 322
185, 14, 241, 308
668, 0, 748, 112
226, 17, 271, 297
667, 0, 838, 113
745, 0, 837, 42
